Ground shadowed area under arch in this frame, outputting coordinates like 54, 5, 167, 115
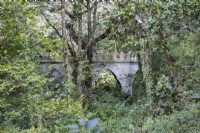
94, 69, 122, 89
92, 62, 138, 94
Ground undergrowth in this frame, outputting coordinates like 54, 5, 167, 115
89, 71, 200, 133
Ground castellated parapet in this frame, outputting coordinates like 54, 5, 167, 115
92, 51, 137, 63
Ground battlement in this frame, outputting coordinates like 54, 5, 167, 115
92, 51, 137, 63
39, 51, 138, 64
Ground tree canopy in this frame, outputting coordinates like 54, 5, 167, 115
0, 0, 199, 132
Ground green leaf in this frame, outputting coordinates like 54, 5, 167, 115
4, 49, 7, 54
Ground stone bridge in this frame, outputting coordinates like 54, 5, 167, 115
92, 51, 138, 94
39, 51, 139, 94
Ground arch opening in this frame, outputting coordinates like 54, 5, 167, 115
93, 69, 122, 96
47, 68, 66, 93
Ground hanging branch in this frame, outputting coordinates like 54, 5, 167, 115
61, 0, 67, 67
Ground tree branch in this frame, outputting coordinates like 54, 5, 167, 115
134, 14, 148, 31
65, 23, 78, 45
77, 1, 83, 57
82, 0, 97, 58
94, 27, 112, 43
42, 11, 62, 38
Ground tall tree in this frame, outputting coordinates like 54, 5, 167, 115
42, 0, 124, 98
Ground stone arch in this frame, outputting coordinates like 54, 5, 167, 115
92, 62, 139, 94
50, 68, 66, 93
39, 61, 66, 93
105, 69, 122, 89
49, 68, 61, 77
93, 68, 122, 89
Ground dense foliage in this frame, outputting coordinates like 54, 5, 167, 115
0, 0, 199, 132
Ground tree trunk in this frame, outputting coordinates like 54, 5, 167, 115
134, 13, 152, 98
84, 0, 97, 98
77, 1, 83, 99
140, 41, 152, 98
61, 0, 69, 97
